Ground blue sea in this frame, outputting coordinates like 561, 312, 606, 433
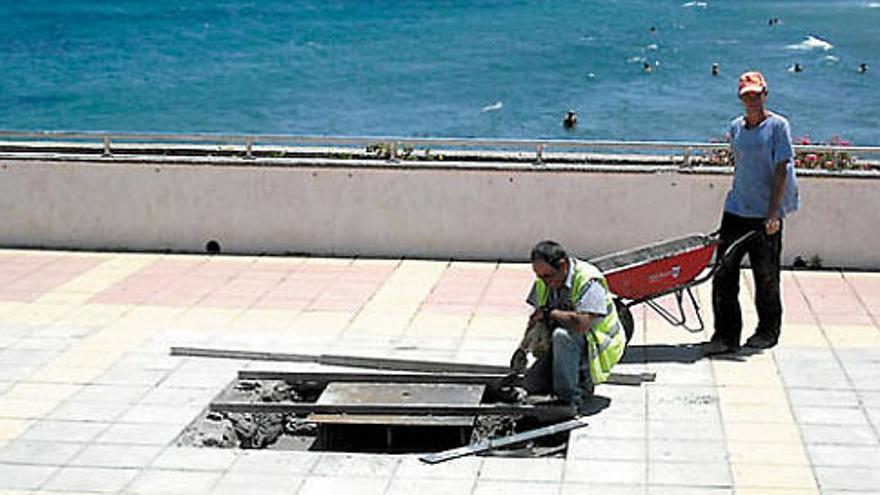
1, 1, 878, 144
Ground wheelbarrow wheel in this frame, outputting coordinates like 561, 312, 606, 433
614, 298, 634, 344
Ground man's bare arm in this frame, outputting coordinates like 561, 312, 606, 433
547, 309, 596, 334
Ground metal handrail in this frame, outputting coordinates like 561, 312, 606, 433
1, 129, 878, 165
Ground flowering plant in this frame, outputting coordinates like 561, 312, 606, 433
792, 135, 866, 170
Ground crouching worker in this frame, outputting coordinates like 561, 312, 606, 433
510, 240, 626, 411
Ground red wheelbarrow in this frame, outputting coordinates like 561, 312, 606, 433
591, 231, 757, 341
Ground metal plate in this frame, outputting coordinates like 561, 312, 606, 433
311, 382, 484, 427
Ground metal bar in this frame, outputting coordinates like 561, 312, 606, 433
209, 400, 575, 417
237, 370, 505, 383
419, 417, 589, 464
318, 354, 508, 374
170, 346, 317, 363
172, 346, 656, 386
2, 129, 879, 155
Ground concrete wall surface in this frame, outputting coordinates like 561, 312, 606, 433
1, 158, 878, 268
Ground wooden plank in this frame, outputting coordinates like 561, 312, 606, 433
209, 400, 575, 418
419, 417, 590, 464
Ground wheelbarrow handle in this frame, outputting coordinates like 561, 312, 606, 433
718, 229, 762, 265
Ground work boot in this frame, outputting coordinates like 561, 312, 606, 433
744, 333, 777, 349
702, 339, 740, 356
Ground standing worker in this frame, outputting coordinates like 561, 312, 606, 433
510, 240, 626, 410
704, 71, 799, 355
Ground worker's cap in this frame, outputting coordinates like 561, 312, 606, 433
738, 71, 767, 96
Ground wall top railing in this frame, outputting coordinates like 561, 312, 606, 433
1, 129, 879, 168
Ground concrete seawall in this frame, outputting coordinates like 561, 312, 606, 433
1, 156, 878, 268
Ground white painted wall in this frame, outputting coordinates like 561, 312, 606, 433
1, 158, 877, 268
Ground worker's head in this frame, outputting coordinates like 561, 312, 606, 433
530, 240, 570, 289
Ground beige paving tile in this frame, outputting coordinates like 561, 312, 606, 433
718, 385, 790, 406
4, 383, 81, 402
823, 325, 880, 348
734, 489, 819, 495
347, 310, 411, 336
404, 313, 469, 338
721, 402, 796, 423
727, 441, 811, 465
465, 315, 521, 340
712, 359, 785, 388
25, 366, 106, 384
730, 463, 817, 490
0, 399, 59, 419
724, 422, 804, 444
0, 418, 34, 440
777, 324, 828, 348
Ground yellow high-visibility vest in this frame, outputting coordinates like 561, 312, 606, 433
534, 261, 625, 384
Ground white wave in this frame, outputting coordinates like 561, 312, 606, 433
869, 2, 880, 8
786, 35, 833, 51
647, 43, 659, 51
824, 55, 839, 63
481, 101, 503, 113
682, 1, 708, 8
628, 56, 645, 63
586, 73, 596, 79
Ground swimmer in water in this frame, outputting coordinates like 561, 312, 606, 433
563, 110, 577, 130
858, 63, 868, 74
643, 61, 653, 73
793, 63, 803, 73
712, 63, 720, 76
649, 26, 657, 34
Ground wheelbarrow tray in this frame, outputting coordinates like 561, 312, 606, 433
591, 234, 719, 302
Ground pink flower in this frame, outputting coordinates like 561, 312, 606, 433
805, 153, 818, 162
794, 135, 812, 145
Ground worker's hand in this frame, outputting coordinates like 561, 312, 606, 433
765, 216, 781, 235
541, 306, 554, 324
528, 309, 543, 327
510, 348, 528, 372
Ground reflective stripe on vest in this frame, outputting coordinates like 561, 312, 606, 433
534, 260, 626, 384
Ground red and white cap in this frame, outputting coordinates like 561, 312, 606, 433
738, 71, 767, 96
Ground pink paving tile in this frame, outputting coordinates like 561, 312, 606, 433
0, 255, 103, 302
783, 310, 817, 325
197, 295, 256, 309
143, 291, 203, 307
474, 304, 530, 316
816, 312, 876, 326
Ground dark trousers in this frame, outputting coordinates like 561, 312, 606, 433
711, 212, 783, 347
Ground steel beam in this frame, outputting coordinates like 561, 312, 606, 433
420, 417, 590, 464
237, 370, 506, 384
209, 400, 575, 418
173, 347, 656, 386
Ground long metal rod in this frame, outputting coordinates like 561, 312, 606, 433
237, 370, 505, 384
172, 347, 656, 386
209, 400, 575, 417
170, 346, 508, 373
419, 417, 590, 464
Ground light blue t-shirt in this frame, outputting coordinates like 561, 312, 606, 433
724, 112, 800, 218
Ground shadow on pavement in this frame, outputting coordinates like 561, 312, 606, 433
621, 343, 768, 364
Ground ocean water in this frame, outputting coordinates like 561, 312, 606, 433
1, 1, 877, 143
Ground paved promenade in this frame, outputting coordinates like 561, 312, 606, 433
0, 248, 878, 494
